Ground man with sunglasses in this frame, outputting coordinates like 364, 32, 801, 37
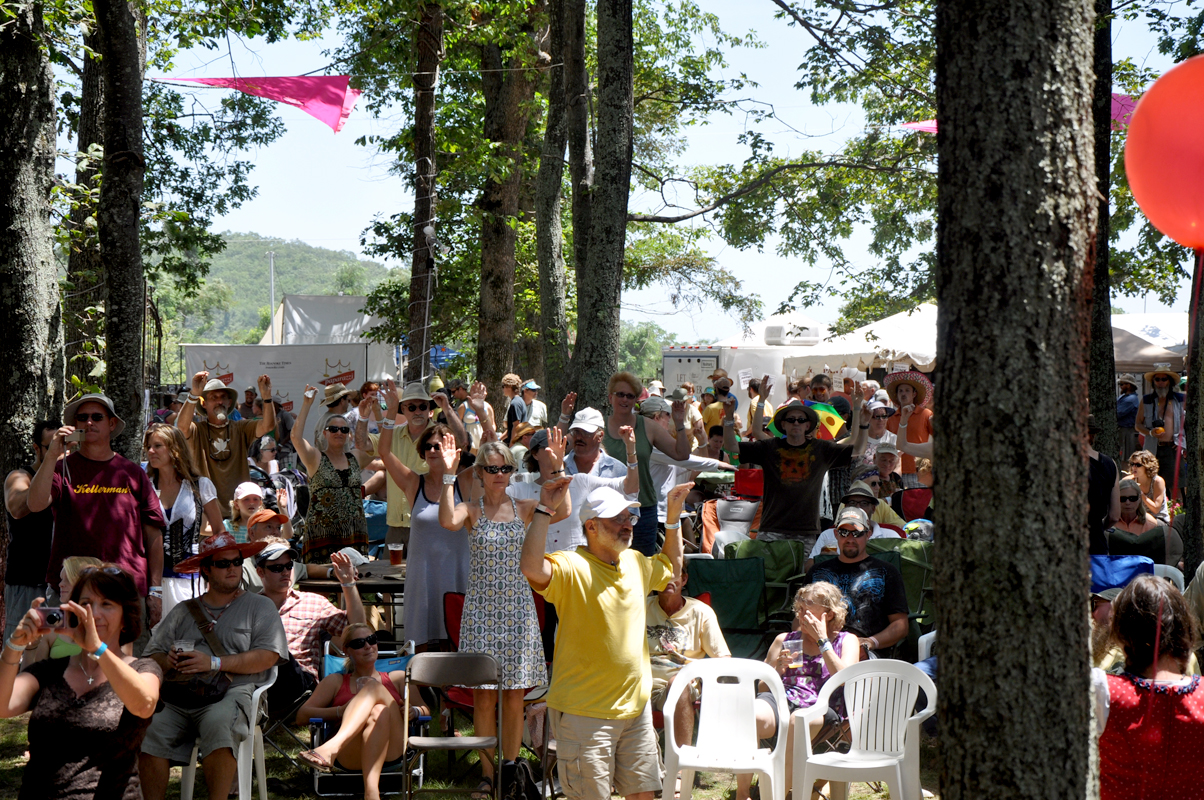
1135, 364, 1185, 494
28, 393, 167, 628
803, 507, 908, 657
803, 482, 903, 572
140, 533, 289, 800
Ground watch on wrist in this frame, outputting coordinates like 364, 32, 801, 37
816, 637, 830, 648
442, 474, 458, 485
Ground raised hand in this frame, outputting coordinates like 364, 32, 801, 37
468, 381, 488, 416
432, 391, 451, 411
759, 375, 773, 401
257, 374, 272, 397
383, 379, 399, 413
899, 402, 914, 424
331, 551, 355, 584
302, 384, 319, 406
851, 381, 865, 407
800, 608, 829, 642
665, 481, 695, 517
539, 476, 572, 510
560, 391, 577, 417
62, 599, 103, 653
191, 371, 209, 395
546, 426, 566, 471
671, 399, 687, 424
358, 395, 374, 417
439, 432, 460, 472
619, 424, 635, 450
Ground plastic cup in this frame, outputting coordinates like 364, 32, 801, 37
173, 639, 196, 654
782, 639, 804, 669
388, 543, 404, 566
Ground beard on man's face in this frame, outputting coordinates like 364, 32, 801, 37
1091, 617, 1114, 664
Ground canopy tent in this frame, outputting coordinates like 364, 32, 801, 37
780, 303, 1185, 378
257, 294, 383, 345
1110, 312, 1188, 352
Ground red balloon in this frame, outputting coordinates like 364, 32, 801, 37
1124, 55, 1204, 249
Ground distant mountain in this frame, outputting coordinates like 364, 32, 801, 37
181, 232, 397, 342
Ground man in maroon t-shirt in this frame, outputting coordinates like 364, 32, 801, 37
27, 393, 166, 626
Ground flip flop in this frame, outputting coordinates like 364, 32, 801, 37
300, 749, 334, 773
471, 775, 494, 800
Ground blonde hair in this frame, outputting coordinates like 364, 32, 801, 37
144, 424, 200, 485
475, 441, 517, 479
313, 412, 349, 453
608, 371, 644, 398
62, 556, 104, 589
341, 622, 376, 672
794, 583, 848, 634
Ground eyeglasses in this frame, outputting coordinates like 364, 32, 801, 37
346, 633, 379, 650
836, 529, 868, 539
613, 391, 636, 400
263, 561, 294, 573
782, 417, 809, 425
405, 402, 429, 412
208, 557, 246, 569
865, 480, 881, 488
79, 565, 124, 576
848, 499, 877, 508
1154, 377, 1171, 382
481, 465, 516, 475
75, 412, 108, 423
262, 447, 277, 453
325, 426, 351, 434
871, 414, 891, 420
1119, 495, 1140, 502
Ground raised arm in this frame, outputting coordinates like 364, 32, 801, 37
353, 395, 376, 453
648, 399, 692, 460
751, 375, 772, 438
556, 392, 578, 436
437, 434, 474, 531
848, 383, 869, 454
721, 394, 741, 454
433, 391, 469, 450
518, 428, 572, 524
254, 375, 276, 438
0, 603, 48, 716
661, 482, 694, 579
619, 425, 639, 495
4, 469, 32, 519
291, 385, 322, 474
26, 426, 69, 513
331, 552, 366, 627
467, 382, 497, 445
375, 381, 421, 499
521, 477, 572, 591
174, 370, 207, 439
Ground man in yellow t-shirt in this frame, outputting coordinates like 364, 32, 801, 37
522, 482, 692, 800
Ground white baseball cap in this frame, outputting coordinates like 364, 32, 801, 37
568, 407, 605, 434
233, 481, 265, 501
579, 487, 641, 522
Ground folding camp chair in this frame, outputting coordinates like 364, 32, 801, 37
684, 557, 774, 659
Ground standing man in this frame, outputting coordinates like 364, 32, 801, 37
3, 420, 58, 641
701, 369, 735, 434
1136, 363, 1185, 497
558, 404, 629, 479
726, 379, 868, 554
502, 373, 527, 444
1116, 374, 1141, 463
522, 482, 693, 800
27, 394, 166, 626
523, 380, 549, 428
238, 386, 257, 420
176, 371, 277, 515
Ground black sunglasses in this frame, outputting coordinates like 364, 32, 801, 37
208, 556, 246, 569
405, 402, 429, 412
871, 413, 891, 420
782, 417, 809, 425
80, 565, 124, 576
613, 391, 636, 400
1153, 376, 1171, 382
75, 412, 108, 422
482, 464, 516, 475
325, 425, 351, 434
1120, 495, 1140, 502
836, 529, 869, 539
346, 633, 379, 650
263, 561, 294, 574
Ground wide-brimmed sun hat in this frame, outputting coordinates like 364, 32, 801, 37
883, 371, 933, 407
64, 393, 126, 438
771, 399, 818, 434
322, 383, 352, 406
201, 379, 238, 406
1144, 363, 1180, 385
173, 532, 268, 574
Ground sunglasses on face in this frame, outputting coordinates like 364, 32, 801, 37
405, 402, 429, 413
346, 633, 379, 650
421, 443, 445, 453
871, 414, 891, 420
263, 561, 294, 574
782, 417, 809, 425
262, 447, 277, 453
612, 391, 636, 400
80, 565, 124, 577
1120, 495, 1140, 502
75, 412, 108, 423
1154, 376, 1171, 381
866, 480, 881, 488
208, 556, 245, 569
836, 529, 868, 539
325, 425, 351, 434
481, 465, 516, 475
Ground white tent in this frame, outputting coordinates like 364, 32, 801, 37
781, 304, 939, 376
257, 294, 384, 345
1111, 312, 1188, 351
711, 312, 826, 347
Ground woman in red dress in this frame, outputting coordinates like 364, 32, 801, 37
1096, 575, 1204, 800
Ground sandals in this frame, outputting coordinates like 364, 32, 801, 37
300, 749, 334, 774
471, 775, 494, 800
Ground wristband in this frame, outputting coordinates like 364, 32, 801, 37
5, 638, 26, 652
756, 401, 766, 408
442, 474, 457, 485
558, 414, 571, 424
88, 642, 109, 661
340, 581, 357, 588
380, 419, 396, 430
820, 640, 834, 654
664, 522, 681, 531
676, 425, 686, 432
859, 424, 870, 429
723, 420, 734, 427
534, 506, 552, 517
148, 586, 163, 598
549, 469, 564, 475
868, 636, 880, 650
212, 655, 222, 672
627, 461, 639, 468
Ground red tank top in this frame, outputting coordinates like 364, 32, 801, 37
1099, 673, 1204, 800
332, 671, 403, 707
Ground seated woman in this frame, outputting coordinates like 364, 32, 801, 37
0, 564, 162, 800
1107, 479, 1169, 564
1096, 575, 1204, 800
736, 583, 860, 800
298, 624, 420, 800
1126, 450, 1169, 524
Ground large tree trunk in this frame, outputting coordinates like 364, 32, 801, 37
0, 0, 61, 634
1183, 250, 1204, 580
1087, 0, 1119, 462
535, 0, 572, 408
570, 0, 632, 410
64, 33, 107, 396
565, 0, 592, 342
934, 0, 1096, 798
94, 0, 146, 459
404, 4, 443, 385
475, 25, 541, 412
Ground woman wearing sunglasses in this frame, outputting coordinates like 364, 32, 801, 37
298, 623, 418, 796
438, 436, 571, 798
294, 384, 369, 563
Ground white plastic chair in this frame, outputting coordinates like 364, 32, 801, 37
662, 658, 789, 800
794, 659, 935, 800
1154, 563, 1185, 592
917, 631, 936, 662
181, 665, 277, 800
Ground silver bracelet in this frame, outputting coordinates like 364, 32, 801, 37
664, 522, 681, 531
5, 638, 26, 652
340, 581, 357, 588
442, 474, 457, 485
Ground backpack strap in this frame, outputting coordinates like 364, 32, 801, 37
184, 599, 230, 657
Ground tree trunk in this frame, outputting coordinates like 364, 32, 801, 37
535, 0, 572, 408
570, 0, 632, 411
1087, 0, 1119, 461
0, 0, 61, 634
475, 24, 542, 411
404, 3, 443, 385
65, 33, 107, 396
1183, 249, 1204, 580
934, 0, 1096, 798
565, 0, 593, 343
94, 0, 146, 459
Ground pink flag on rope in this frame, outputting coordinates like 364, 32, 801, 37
901, 94, 1136, 134
169, 75, 361, 133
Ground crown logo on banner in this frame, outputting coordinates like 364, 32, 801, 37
202, 361, 234, 385
321, 359, 355, 387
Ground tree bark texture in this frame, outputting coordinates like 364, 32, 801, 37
94, 0, 146, 459
535, 0, 572, 408
0, 1, 61, 632
64, 34, 107, 395
475, 21, 542, 414
571, 0, 632, 411
934, 1, 1096, 798
564, 0, 593, 324
1087, 0, 1119, 461
404, 4, 443, 385
1182, 250, 1204, 581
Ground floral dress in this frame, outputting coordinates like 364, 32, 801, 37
780, 630, 853, 717
302, 452, 368, 563
459, 496, 547, 690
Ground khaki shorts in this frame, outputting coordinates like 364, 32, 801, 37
141, 684, 255, 763
549, 704, 662, 800
650, 674, 701, 712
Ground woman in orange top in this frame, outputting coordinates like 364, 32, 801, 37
883, 371, 934, 474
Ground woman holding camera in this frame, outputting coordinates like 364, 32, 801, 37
0, 563, 162, 800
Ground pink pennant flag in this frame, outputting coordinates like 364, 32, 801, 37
168, 75, 361, 133
901, 119, 938, 134
901, 94, 1136, 135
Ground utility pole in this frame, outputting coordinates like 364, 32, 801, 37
267, 250, 276, 343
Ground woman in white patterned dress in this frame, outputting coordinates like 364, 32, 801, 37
437, 436, 570, 796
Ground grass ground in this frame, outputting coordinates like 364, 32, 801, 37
0, 714, 940, 800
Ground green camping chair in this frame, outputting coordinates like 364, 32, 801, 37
684, 557, 775, 659
724, 538, 811, 620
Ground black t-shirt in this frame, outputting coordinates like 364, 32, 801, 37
4, 466, 54, 586
738, 437, 852, 536
805, 556, 909, 639
1087, 453, 1117, 555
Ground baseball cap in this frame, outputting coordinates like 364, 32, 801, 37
233, 482, 265, 501
568, 408, 605, 433
254, 541, 299, 566
246, 508, 288, 529
579, 487, 640, 522
522, 380, 541, 391
834, 507, 870, 530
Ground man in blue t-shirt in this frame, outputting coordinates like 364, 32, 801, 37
1116, 373, 1140, 462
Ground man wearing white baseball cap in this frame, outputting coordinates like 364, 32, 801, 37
522, 481, 694, 800
560, 406, 628, 479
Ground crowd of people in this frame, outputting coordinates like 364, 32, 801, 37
1, 360, 1200, 800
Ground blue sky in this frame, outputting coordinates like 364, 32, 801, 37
149, 1, 1190, 344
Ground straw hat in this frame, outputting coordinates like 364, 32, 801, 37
1144, 363, 1180, 385
883, 371, 933, 407
322, 382, 352, 406
173, 532, 268, 574
200, 379, 238, 406
1117, 373, 1141, 390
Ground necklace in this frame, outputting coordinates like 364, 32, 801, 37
77, 655, 97, 686
198, 593, 239, 631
